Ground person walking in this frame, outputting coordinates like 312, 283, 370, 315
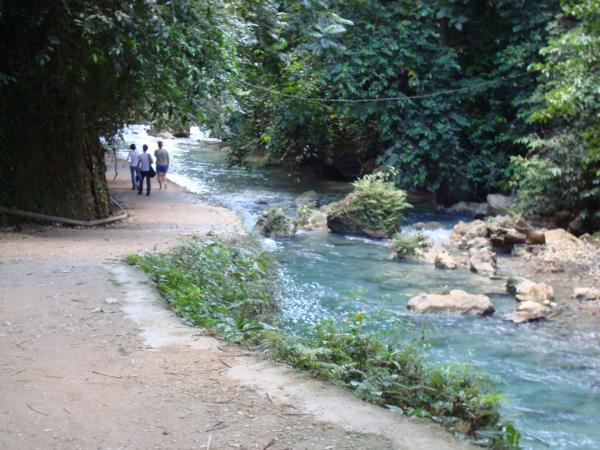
154, 140, 170, 190
137, 144, 154, 196
127, 144, 140, 189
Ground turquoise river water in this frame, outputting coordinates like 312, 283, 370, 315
118, 125, 600, 449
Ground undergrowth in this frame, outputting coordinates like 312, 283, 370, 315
389, 233, 427, 259
127, 238, 519, 448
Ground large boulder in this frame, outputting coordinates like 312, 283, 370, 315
469, 244, 497, 277
486, 194, 512, 215
504, 301, 551, 323
450, 220, 489, 248
506, 278, 554, 303
489, 226, 527, 249
544, 229, 583, 250
255, 206, 296, 238
443, 201, 490, 217
408, 290, 495, 315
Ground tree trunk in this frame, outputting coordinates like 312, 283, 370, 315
0, 129, 111, 221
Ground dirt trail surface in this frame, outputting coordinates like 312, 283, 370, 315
0, 162, 471, 450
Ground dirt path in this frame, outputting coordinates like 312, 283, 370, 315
0, 162, 471, 450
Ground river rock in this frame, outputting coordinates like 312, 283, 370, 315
444, 201, 490, 217
504, 300, 551, 323
506, 278, 554, 303
295, 190, 318, 207
544, 229, 583, 250
413, 221, 444, 231
434, 251, 457, 270
408, 290, 495, 315
255, 206, 295, 238
486, 194, 512, 215
469, 245, 497, 277
173, 128, 190, 138
451, 220, 490, 249
489, 226, 527, 249
572, 287, 600, 301
411, 240, 456, 269
147, 128, 175, 140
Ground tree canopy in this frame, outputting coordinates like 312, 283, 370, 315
0, 0, 597, 229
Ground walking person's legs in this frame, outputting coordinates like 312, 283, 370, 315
138, 172, 146, 195
130, 165, 136, 189
146, 172, 151, 196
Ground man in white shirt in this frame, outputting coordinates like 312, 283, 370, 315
127, 144, 140, 189
137, 144, 154, 196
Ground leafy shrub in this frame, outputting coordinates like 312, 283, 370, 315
255, 205, 296, 238
327, 173, 412, 238
127, 239, 277, 341
389, 233, 427, 259
294, 201, 317, 227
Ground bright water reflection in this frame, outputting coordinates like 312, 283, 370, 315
118, 125, 600, 449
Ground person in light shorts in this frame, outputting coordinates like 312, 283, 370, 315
154, 140, 170, 190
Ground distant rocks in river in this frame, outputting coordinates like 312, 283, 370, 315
449, 216, 545, 252
146, 128, 175, 140
468, 240, 498, 278
440, 193, 512, 218
572, 287, 600, 302
413, 221, 444, 231
442, 201, 490, 217
506, 277, 555, 304
408, 290, 495, 315
504, 300, 551, 324
486, 194, 512, 215
503, 277, 555, 323
544, 229, 584, 250
433, 250, 457, 270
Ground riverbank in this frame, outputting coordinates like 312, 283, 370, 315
0, 160, 472, 449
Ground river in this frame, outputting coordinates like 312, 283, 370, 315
118, 125, 600, 449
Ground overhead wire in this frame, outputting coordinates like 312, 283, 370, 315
235, 70, 536, 105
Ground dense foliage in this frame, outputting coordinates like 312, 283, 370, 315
511, 0, 599, 229
226, 0, 560, 203
0, 0, 236, 218
2, 0, 595, 228
129, 239, 518, 446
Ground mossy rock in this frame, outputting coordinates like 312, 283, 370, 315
255, 206, 296, 238
326, 174, 411, 239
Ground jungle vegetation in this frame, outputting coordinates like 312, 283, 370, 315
0, 0, 597, 227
